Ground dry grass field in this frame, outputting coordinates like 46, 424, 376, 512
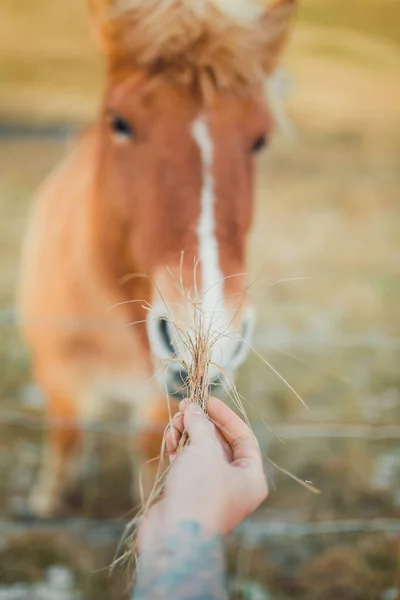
0, 1, 399, 598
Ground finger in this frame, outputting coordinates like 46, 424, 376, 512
165, 412, 184, 459
206, 397, 259, 452
181, 397, 260, 459
180, 397, 250, 445
180, 401, 232, 459
231, 437, 263, 466
179, 398, 189, 413
215, 428, 234, 462
183, 403, 217, 443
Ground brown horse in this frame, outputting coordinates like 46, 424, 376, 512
18, 0, 297, 516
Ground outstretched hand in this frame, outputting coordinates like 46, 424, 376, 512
139, 397, 267, 550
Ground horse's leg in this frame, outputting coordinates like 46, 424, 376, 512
29, 390, 81, 517
129, 396, 178, 506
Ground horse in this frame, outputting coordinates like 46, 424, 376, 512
18, 0, 297, 517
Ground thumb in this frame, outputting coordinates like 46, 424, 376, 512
184, 403, 216, 443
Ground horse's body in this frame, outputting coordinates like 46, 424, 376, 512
19, 130, 163, 515
18, 0, 296, 516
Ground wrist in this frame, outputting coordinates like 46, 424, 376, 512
162, 498, 224, 537
134, 518, 226, 600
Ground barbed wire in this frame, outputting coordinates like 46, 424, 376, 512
0, 409, 162, 436
1, 408, 400, 441
0, 516, 398, 543
1, 307, 400, 350
235, 517, 400, 545
0, 122, 77, 140
0, 517, 124, 541
258, 422, 400, 441
1, 125, 399, 568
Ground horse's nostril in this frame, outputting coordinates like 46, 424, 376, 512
241, 314, 251, 341
158, 317, 176, 355
230, 308, 255, 369
233, 337, 243, 359
231, 319, 249, 361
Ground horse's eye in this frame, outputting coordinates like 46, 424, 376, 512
110, 114, 133, 139
251, 134, 267, 154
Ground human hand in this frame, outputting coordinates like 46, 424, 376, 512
140, 397, 267, 548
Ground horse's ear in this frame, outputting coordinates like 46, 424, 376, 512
259, 0, 298, 74
88, 0, 107, 51
88, 0, 120, 60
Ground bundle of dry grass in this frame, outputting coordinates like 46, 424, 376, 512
112, 275, 247, 568
113, 269, 320, 573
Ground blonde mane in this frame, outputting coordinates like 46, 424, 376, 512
91, 0, 296, 92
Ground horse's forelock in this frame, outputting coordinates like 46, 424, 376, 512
90, 0, 297, 93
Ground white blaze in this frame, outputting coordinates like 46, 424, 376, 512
191, 115, 224, 323
147, 115, 252, 381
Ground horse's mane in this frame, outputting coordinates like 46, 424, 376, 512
92, 0, 296, 92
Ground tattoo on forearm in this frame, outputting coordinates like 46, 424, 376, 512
132, 520, 227, 600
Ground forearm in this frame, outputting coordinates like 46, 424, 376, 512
132, 519, 227, 600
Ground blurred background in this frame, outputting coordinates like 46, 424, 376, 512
0, 1, 399, 598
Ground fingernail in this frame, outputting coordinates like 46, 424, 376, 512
188, 403, 203, 414
235, 459, 251, 469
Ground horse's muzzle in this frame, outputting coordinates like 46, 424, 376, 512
146, 304, 255, 398
165, 365, 226, 400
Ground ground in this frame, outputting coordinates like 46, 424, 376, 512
0, 1, 399, 598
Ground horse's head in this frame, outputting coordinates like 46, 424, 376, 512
90, 0, 297, 395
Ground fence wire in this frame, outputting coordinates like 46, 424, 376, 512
1, 307, 400, 350
0, 186, 398, 547
1, 408, 400, 441
0, 516, 399, 544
